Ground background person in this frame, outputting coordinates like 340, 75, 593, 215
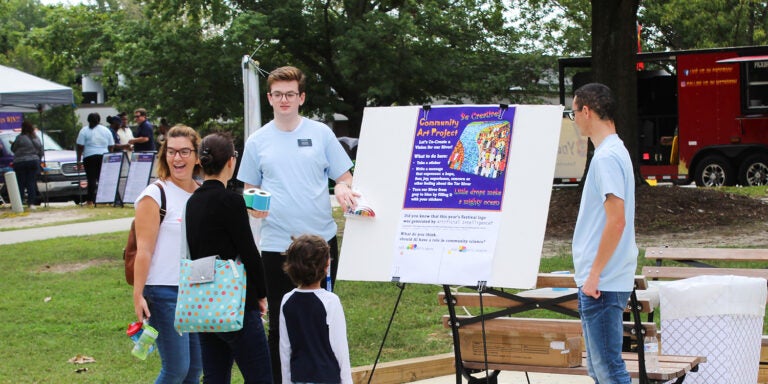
157, 118, 170, 145
107, 116, 132, 152
280, 234, 352, 384
76, 113, 114, 205
129, 108, 156, 152
117, 111, 135, 158
236, 65, 357, 383
11, 121, 43, 206
132, 125, 203, 384
570, 83, 638, 384
185, 132, 272, 383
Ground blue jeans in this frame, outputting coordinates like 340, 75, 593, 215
578, 289, 631, 384
144, 285, 203, 384
199, 310, 272, 384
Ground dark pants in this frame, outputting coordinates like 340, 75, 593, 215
199, 310, 272, 384
13, 160, 39, 206
83, 154, 103, 203
264, 236, 339, 384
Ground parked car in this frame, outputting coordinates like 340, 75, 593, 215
0, 130, 86, 203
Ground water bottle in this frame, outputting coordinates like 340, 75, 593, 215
131, 323, 158, 360
126, 322, 143, 343
127, 321, 156, 354
643, 335, 659, 372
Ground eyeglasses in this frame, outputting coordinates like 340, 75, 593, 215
167, 148, 194, 158
269, 91, 300, 101
568, 108, 583, 121
134, 115, 142, 119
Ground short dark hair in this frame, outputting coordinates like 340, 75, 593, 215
87, 112, 101, 127
574, 83, 616, 121
283, 234, 330, 287
198, 132, 235, 176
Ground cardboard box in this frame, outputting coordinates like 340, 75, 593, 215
459, 329, 582, 367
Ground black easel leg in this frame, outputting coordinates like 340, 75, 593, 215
367, 282, 406, 384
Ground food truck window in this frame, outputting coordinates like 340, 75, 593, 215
746, 61, 768, 111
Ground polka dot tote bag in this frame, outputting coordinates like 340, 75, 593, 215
174, 255, 246, 333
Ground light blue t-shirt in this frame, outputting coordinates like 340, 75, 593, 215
237, 118, 353, 252
76, 124, 114, 158
572, 134, 638, 292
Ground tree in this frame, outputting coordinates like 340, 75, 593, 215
591, 0, 642, 184
640, 0, 768, 50
0, 1, 81, 146
105, 16, 245, 131
148, 0, 537, 137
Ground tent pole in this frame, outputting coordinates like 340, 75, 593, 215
37, 104, 49, 207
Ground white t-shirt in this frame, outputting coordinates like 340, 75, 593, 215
117, 127, 135, 146
134, 179, 194, 286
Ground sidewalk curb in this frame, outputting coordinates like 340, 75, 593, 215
0, 217, 133, 245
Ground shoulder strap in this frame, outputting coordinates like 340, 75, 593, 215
154, 181, 167, 223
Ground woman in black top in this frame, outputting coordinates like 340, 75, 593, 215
185, 132, 272, 383
11, 121, 43, 206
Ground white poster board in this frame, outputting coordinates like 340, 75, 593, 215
95, 152, 124, 204
338, 105, 563, 289
123, 152, 156, 204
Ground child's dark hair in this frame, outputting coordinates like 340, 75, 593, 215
198, 132, 235, 176
283, 234, 330, 287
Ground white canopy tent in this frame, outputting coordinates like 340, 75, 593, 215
0, 65, 75, 207
0, 65, 74, 112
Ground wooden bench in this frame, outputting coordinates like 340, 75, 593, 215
438, 273, 705, 384
643, 246, 768, 383
643, 246, 768, 283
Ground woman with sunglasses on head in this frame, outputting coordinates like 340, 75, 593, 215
132, 125, 203, 384
185, 132, 271, 383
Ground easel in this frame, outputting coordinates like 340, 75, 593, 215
441, 282, 651, 384
365, 280, 407, 384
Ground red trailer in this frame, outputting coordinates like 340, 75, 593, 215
558, 46, 768, 186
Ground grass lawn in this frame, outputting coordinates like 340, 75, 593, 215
0, 231, 454, 383
2, 200, 768, 382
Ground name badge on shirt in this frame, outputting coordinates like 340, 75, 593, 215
298, 138, 313, 147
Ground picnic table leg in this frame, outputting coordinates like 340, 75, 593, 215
630, 287, 650, 384
442, 285, 500, 384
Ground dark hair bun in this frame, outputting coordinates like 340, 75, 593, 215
198, 133, 234, 175
198, 146, 213, 165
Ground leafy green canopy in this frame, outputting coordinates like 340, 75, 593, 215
138, 0, 546, 137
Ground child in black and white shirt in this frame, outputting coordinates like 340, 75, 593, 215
279, 234, 352, 384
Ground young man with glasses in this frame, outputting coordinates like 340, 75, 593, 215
129, 108, 155, 152
237, 65, 357, 383
570, 83, 638, 384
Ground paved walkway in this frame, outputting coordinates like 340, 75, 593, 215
0, 217, 133, 245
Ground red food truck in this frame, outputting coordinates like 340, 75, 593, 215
558, 46, 768, 186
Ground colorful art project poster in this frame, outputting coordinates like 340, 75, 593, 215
392, 106, 516, 285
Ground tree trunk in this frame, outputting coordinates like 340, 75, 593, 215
591, 0, 645, 186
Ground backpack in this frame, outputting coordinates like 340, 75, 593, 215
124, 182, 166, 285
